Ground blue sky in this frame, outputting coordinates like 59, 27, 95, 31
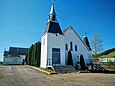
0, 0, 115, 61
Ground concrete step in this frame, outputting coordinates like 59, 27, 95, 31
93, 64, 106, 71
53, 65, 77, 73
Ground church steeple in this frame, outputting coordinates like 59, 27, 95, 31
44, 2, 63, 35
48, 2, 57, 22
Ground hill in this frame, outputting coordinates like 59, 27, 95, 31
99, 51, 115, 58
93, 48, 115, 59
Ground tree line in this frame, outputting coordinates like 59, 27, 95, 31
25, 41, 41, 67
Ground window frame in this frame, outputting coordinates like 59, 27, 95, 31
65, 44, 68, 50
75, 45, 77, 51
70, 42, 73, 51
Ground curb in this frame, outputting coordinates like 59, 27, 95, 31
25, 65, 57, 75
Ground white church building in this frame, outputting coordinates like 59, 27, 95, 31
40, 3, 92, 68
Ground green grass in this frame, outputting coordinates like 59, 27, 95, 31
99, 51, 115, 58
40, 68, 54, 72
31, 66, 54, 73
0, 64, 3, 66
93, 48, 115, 59
78, 70, 91, 73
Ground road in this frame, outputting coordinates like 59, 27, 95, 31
0, 65, 115, 86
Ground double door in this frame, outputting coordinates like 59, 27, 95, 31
52, 48, 60, 65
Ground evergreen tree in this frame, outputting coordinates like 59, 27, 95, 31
34, 43, 37, 66
29, 45, 33, 65
35, 42, 41, 67
80, 55, 86, 70
25, 51, 29, 65
67, 50, 73, 65
25, 41, 41, 67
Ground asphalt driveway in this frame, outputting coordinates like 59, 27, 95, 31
0, 65, 115, 86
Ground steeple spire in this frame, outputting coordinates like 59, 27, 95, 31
44, 1, 63, 35
52, 0, 55, 5
83, 34, 91, 50
48, 0, 57, 22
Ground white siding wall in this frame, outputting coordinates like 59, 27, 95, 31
47, 33, 65, 66
41, 27, 92, 68
64, 27, 92, 66
3, 55, 25, 65
40, 33, 48, 68
19, 55, 26, 64
99, 58, 115, 63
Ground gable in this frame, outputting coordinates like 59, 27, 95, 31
63, 27, 90, 51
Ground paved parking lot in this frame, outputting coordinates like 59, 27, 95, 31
0, 65, 115, 86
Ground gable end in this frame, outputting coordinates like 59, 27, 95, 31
63, 26, 91, 51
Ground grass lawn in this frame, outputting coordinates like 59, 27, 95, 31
40, 68, 54, 72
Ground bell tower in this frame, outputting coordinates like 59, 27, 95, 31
40, 1, 65, 68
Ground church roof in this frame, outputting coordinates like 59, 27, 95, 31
84, 36, 92, 50
44, 3, 63, 34
3, 51, 9, 56
9, 47, 28, 55
3, 47, 28, 57
45, 21, 63, 34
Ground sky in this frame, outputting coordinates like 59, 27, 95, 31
0, 0, 115, 61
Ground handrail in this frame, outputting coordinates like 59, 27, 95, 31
47, 59, 52, 66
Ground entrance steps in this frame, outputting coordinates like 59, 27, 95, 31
93, 64, 107, 72
53, 65, 77, 73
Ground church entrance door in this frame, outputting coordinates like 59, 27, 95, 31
52, 48, 60, 66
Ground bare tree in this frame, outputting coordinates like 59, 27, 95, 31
90, 33, 103, 54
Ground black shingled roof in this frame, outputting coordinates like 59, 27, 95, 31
44, 21, 63, 34
3, 51, 9, 56
84, 36, 92, 50
9, 47, 28, 55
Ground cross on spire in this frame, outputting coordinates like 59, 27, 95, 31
48, 0, 57, 22
52, 0, 56, 5
84, 32, 87, 36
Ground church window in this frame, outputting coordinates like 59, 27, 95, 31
75, 45, 77, 51
70, 42, 73, 51
65, 44, 68, 50
52, 48, 60, 52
